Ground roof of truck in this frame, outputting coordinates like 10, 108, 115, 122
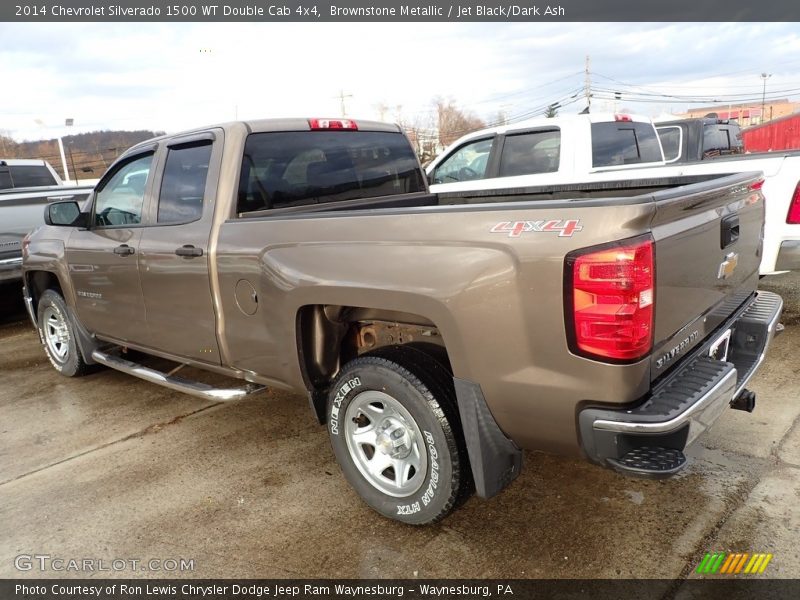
122, 117, 404, 158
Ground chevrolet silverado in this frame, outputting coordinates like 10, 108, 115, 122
22, 118, 783, 524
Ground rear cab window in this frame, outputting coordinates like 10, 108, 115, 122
0, 164, 58, 189
591, 121, 663, 167
703, 124, 744, 157
237, 131, 425, 214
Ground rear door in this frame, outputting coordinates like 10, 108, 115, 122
137, 132, 222, 363
66, 152, 155, 343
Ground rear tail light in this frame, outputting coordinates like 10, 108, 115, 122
614, 114, 632, 122
565, 235, 655, 362
787, 182, 800, 224
308, 118, 358, 130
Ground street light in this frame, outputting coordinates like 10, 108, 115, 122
33, 118, 73, 183
761, 73, 772, 125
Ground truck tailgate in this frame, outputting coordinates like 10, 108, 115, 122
649, 172, 764, 381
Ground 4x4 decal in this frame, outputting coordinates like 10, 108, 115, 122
490, 219, 583, 238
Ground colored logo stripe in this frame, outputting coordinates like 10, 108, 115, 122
697, 552, 773, 574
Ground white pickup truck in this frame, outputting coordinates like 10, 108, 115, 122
0, 159, 93, 282
427, 113, 800, 275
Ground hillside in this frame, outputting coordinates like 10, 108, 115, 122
0, 130, 164, 181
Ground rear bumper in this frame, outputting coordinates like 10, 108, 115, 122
0, 256, 23, 282
774, 240, 800, 272
579, 290, 783, 477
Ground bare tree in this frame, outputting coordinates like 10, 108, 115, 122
435, 98, 486, 147
0, 131, 17, 156
394, 105, 437, 164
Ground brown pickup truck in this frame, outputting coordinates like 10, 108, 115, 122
22, 118, 783, 524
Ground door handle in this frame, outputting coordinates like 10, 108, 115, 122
113, 244, 135, 256
721, 214, 740, 249
175, 245, 204, 257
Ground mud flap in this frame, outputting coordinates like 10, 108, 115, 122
453, 377, 523, 499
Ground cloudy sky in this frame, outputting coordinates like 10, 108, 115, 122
3, 21, 800, 141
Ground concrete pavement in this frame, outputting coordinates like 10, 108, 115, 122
1, 274, 798, 581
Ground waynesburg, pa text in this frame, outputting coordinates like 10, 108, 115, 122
16, 583, 513, 597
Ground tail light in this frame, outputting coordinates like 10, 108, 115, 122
787, 182, 800, 224
565, 235, 655, 362
614, 114, 632, 122
308, 118, 358, 130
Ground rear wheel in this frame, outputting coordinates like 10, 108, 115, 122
37, 289, 89, 377
327, 346, 472, 524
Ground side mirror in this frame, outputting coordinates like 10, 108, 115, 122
44, 201, 88, 227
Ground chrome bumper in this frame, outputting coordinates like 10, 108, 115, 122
775, 240, 800, 272
580, 291, 783, 474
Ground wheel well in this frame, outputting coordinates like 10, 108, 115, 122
26, 271, 63, 313
297, 304, 450, 423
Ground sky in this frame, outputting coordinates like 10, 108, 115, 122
3, 21, 800, 141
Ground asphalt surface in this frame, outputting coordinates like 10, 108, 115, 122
1, 274, 799, 581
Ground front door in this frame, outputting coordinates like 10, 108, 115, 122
137, 135, 222, 364
66, 152, 155, 344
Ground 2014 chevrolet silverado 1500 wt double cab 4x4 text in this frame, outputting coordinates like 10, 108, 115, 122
22, 118, 783, 524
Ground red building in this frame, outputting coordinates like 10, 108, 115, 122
742, 112, 800, 152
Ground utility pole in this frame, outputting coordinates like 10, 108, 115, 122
336, 89, 353, 117
67, 144, 78, 184
761, 72, 772, 124
584, 55, 591, 111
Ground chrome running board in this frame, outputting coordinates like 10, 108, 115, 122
91, 350, 266, 401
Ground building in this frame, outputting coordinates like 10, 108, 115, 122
742, 112, 800, 152
677, 98, 800, 127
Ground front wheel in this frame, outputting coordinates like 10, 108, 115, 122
37, 289, 89, 377
327, 346, 472, 525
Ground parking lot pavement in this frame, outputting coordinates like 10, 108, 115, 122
1, 274, 798, 580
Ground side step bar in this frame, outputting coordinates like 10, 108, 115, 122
91, 350, 266, 401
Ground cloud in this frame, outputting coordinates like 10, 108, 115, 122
2, 21, 800, 141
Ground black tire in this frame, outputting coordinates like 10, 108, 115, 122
327, 345, 472, 525
37, 289, 90, 377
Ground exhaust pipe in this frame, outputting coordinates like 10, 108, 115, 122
731, 389, 756, 413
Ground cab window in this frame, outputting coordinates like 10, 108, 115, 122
591, 122, 663, 167
432, 138, 493, 184
157, 142, 212, 224
657, 126, 682, 162
94, 154, 154, 227
498, 130, 560, 177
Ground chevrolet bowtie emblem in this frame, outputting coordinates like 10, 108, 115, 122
718, 252, 739, 279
